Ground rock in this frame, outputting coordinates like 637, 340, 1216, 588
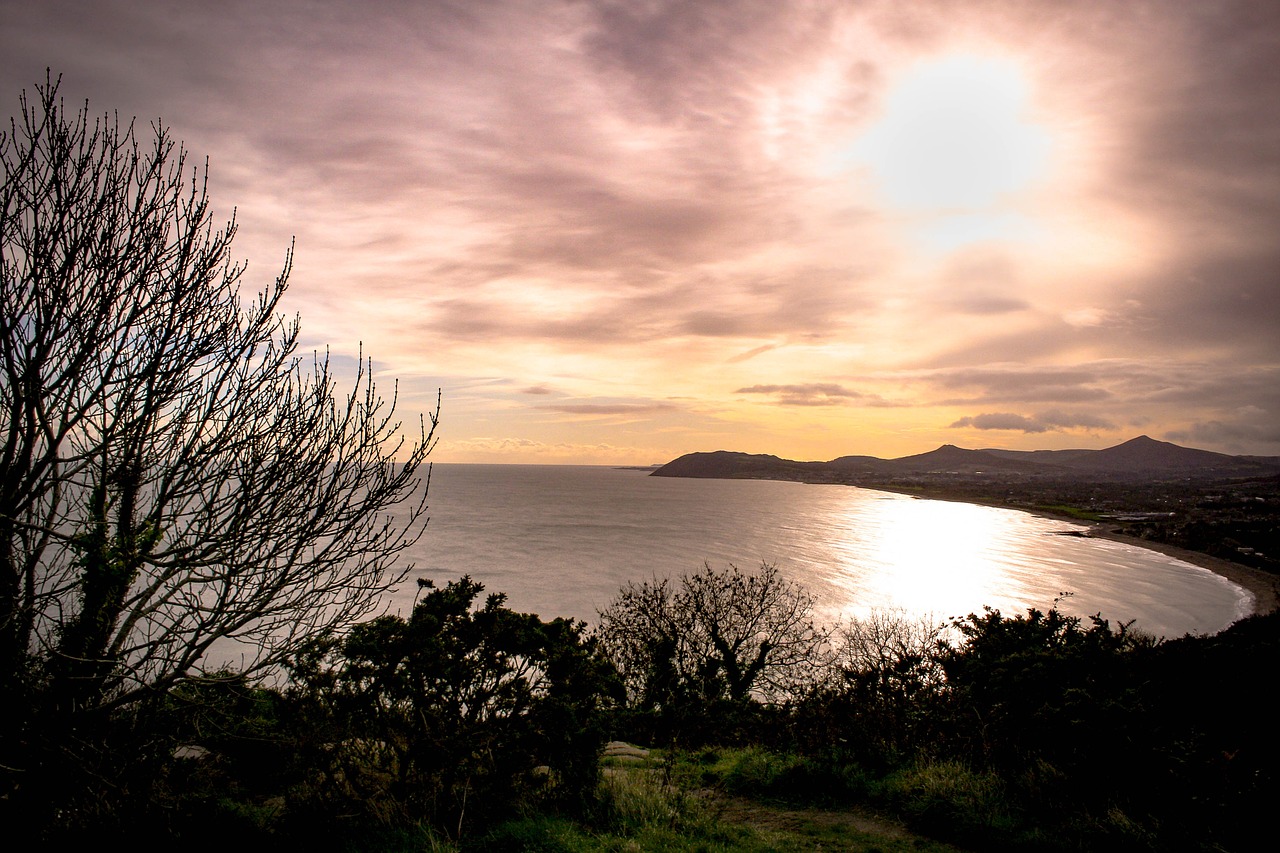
603, 741, 651, 760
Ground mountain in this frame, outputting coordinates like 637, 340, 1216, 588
887, 444, 1054, 474
983, 435, 1270, 476
1062, 435, 1255, 473
651, 436, 1280, 483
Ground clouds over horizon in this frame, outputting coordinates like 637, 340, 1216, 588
4, 0, 1279, 461
950, 410, 1117, 435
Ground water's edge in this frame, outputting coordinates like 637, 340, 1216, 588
396, 465, 1253, 639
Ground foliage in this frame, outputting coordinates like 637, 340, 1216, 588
879, 760, 1019, 847
596, 562, 830, 715
675, 746, 871, 808
1125, 611, 1280, 850
285, 576, 618, 838
0, 74, 434, 827
934, 602, 1157, 782
792, 609, 948, 768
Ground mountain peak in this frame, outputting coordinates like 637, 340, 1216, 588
1080, 434, 1239, 471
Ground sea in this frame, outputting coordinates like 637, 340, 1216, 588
384, 463, 1253, 640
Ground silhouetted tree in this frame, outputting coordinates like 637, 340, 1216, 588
793, 609, 948, 767
0, 75, 435, 821
596, 561, 829, 708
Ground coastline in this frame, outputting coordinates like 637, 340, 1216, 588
1078, 524, 1279, 619
857, 483, 1280, 620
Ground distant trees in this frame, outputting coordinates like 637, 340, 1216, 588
595, 561, 830, 709
0, 75, 435, 817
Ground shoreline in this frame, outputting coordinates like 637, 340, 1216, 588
1077, 524, 1279, 619
858, 483, 1279, 621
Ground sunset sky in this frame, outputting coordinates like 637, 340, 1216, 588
4, 0, 1278, 464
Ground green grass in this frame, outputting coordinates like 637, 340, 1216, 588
466, 751, 964, 852
880, 761, 1016, 841
1036, 504, 1104, 521
670, 747, 871, 807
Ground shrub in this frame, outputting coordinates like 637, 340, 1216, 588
880, 760, 1017, 846
595, 562, 830, 734
286, 576, 618, 838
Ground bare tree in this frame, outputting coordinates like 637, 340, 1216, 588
0, 75, 436, 797
596, 561, 830, 706
832, 608, 947, 688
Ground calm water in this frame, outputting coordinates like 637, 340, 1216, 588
387, 464, 1252, 639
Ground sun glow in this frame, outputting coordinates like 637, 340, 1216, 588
830, 495, 1038, 619
854, 54, 1051, 214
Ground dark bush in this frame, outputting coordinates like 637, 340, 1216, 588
285, 576, 618, 837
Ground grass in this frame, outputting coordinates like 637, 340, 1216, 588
182, 742, 1156, 851
879, 760, 1018, 846
1035, 504, 1104, 522
464, 747, 966, 852
672, 747, 871, 807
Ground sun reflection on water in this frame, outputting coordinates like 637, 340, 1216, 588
818, 493, 1045, 623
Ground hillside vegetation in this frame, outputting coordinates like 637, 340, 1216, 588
13, 564, 1277, 852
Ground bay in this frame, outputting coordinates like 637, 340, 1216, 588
388, 463, 1252, 639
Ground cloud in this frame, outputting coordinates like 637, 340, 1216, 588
736, 383, 897, 407
949, 408, 1116, 434
5, 1, 1279, 460
1062, 308, 1111, 328
437, 435, 652, 464
922, 366, 1112, 405
1033, 409, 1116, 430
727, 343, 781, 363
949, 296, 1031, 315
950, 413, 1050, 433
1166, 407, 1280, 454
536, 402, 679, 416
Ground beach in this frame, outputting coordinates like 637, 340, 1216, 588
863, 483, 1279, 622
1083, 524, 1279, 618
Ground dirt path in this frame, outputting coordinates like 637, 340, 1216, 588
701, 790, 911, 838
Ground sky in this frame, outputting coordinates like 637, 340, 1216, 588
3, 0, 1279, 464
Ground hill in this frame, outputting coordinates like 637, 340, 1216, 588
651, 436, 1280, 484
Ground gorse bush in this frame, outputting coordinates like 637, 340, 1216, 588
285, 576, 618, 837
933, 603, 1159, 807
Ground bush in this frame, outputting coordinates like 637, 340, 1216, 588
286, 576, 618, 837
790, 609, 948, 769
595, 562, 830, 734
880, 761, 1018, 846
934, 604, 1157, 783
